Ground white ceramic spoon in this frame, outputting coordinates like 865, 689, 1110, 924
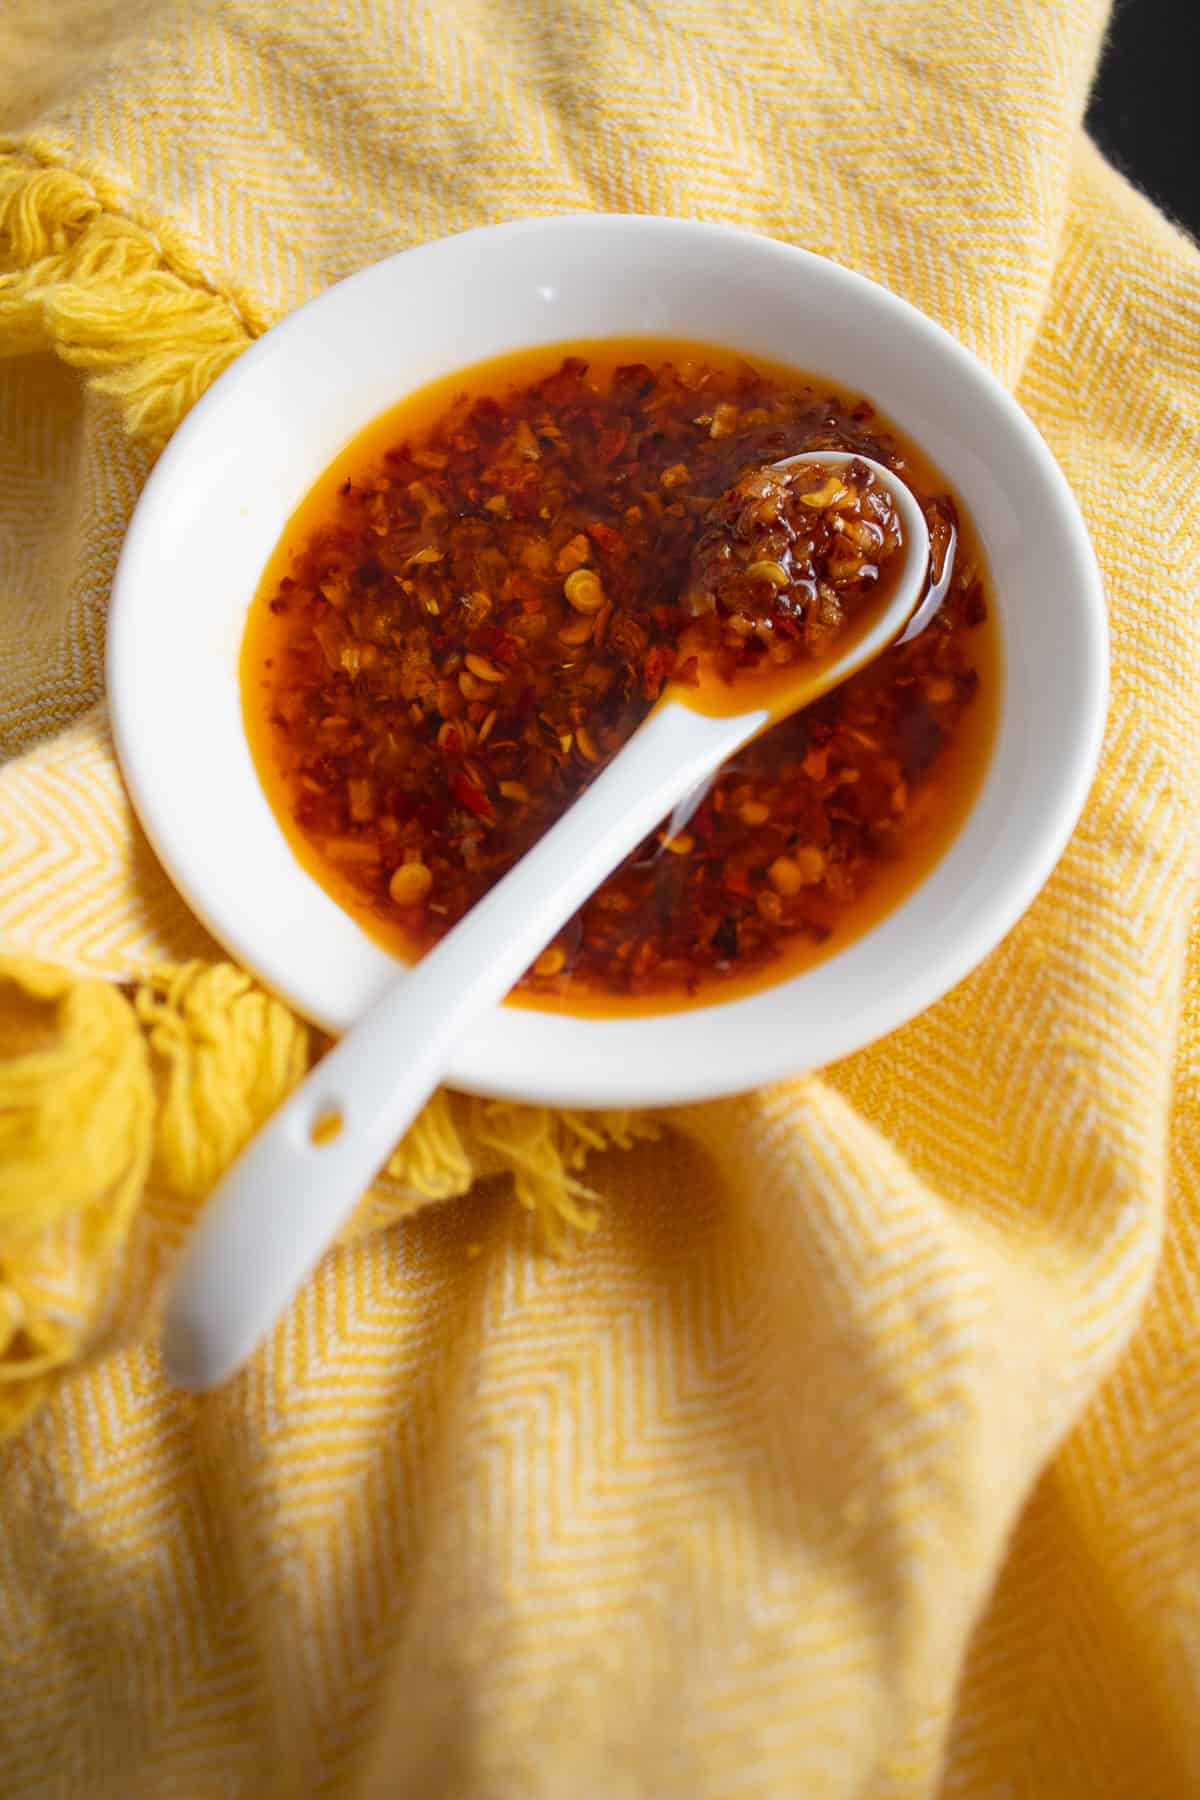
163, 452, 931, 1389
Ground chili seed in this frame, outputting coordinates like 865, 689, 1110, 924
534, 946, 566, 977
663, 832, 694, 855
389, 862, 433, 907
575, 726, 600, 763
465, 653, 505, 683
768, 855, 804, 896
499, 780, 530, 802
746, 560, 790, 589
563, 569, 605, 613
738, 800, 770, 825
799, 476, 847, 508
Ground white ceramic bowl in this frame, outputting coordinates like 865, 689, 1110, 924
108, 215, 1107, 1107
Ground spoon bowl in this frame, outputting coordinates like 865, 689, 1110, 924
162, 451, 930, 1391
698, 451, 932, 724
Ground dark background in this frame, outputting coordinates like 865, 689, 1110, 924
1086, 0, 1200, 239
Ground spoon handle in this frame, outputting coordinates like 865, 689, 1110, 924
162, 700, 758, 1390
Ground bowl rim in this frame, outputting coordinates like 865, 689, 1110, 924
107, 212, 1108, 1106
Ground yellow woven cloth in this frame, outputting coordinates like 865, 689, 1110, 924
2, 0, 1200, 1793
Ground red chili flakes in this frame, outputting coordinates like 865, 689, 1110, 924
450, 770, 494, 820
247, 347, 993, 1007
680, 458, 903, 686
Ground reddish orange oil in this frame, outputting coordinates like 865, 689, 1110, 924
242, 339, 1000, 1018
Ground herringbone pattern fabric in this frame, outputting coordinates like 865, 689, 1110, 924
1, 2, 1199, 1796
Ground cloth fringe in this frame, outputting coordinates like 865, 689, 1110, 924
0, 956, 661, 1428
0, 151, 250, 444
